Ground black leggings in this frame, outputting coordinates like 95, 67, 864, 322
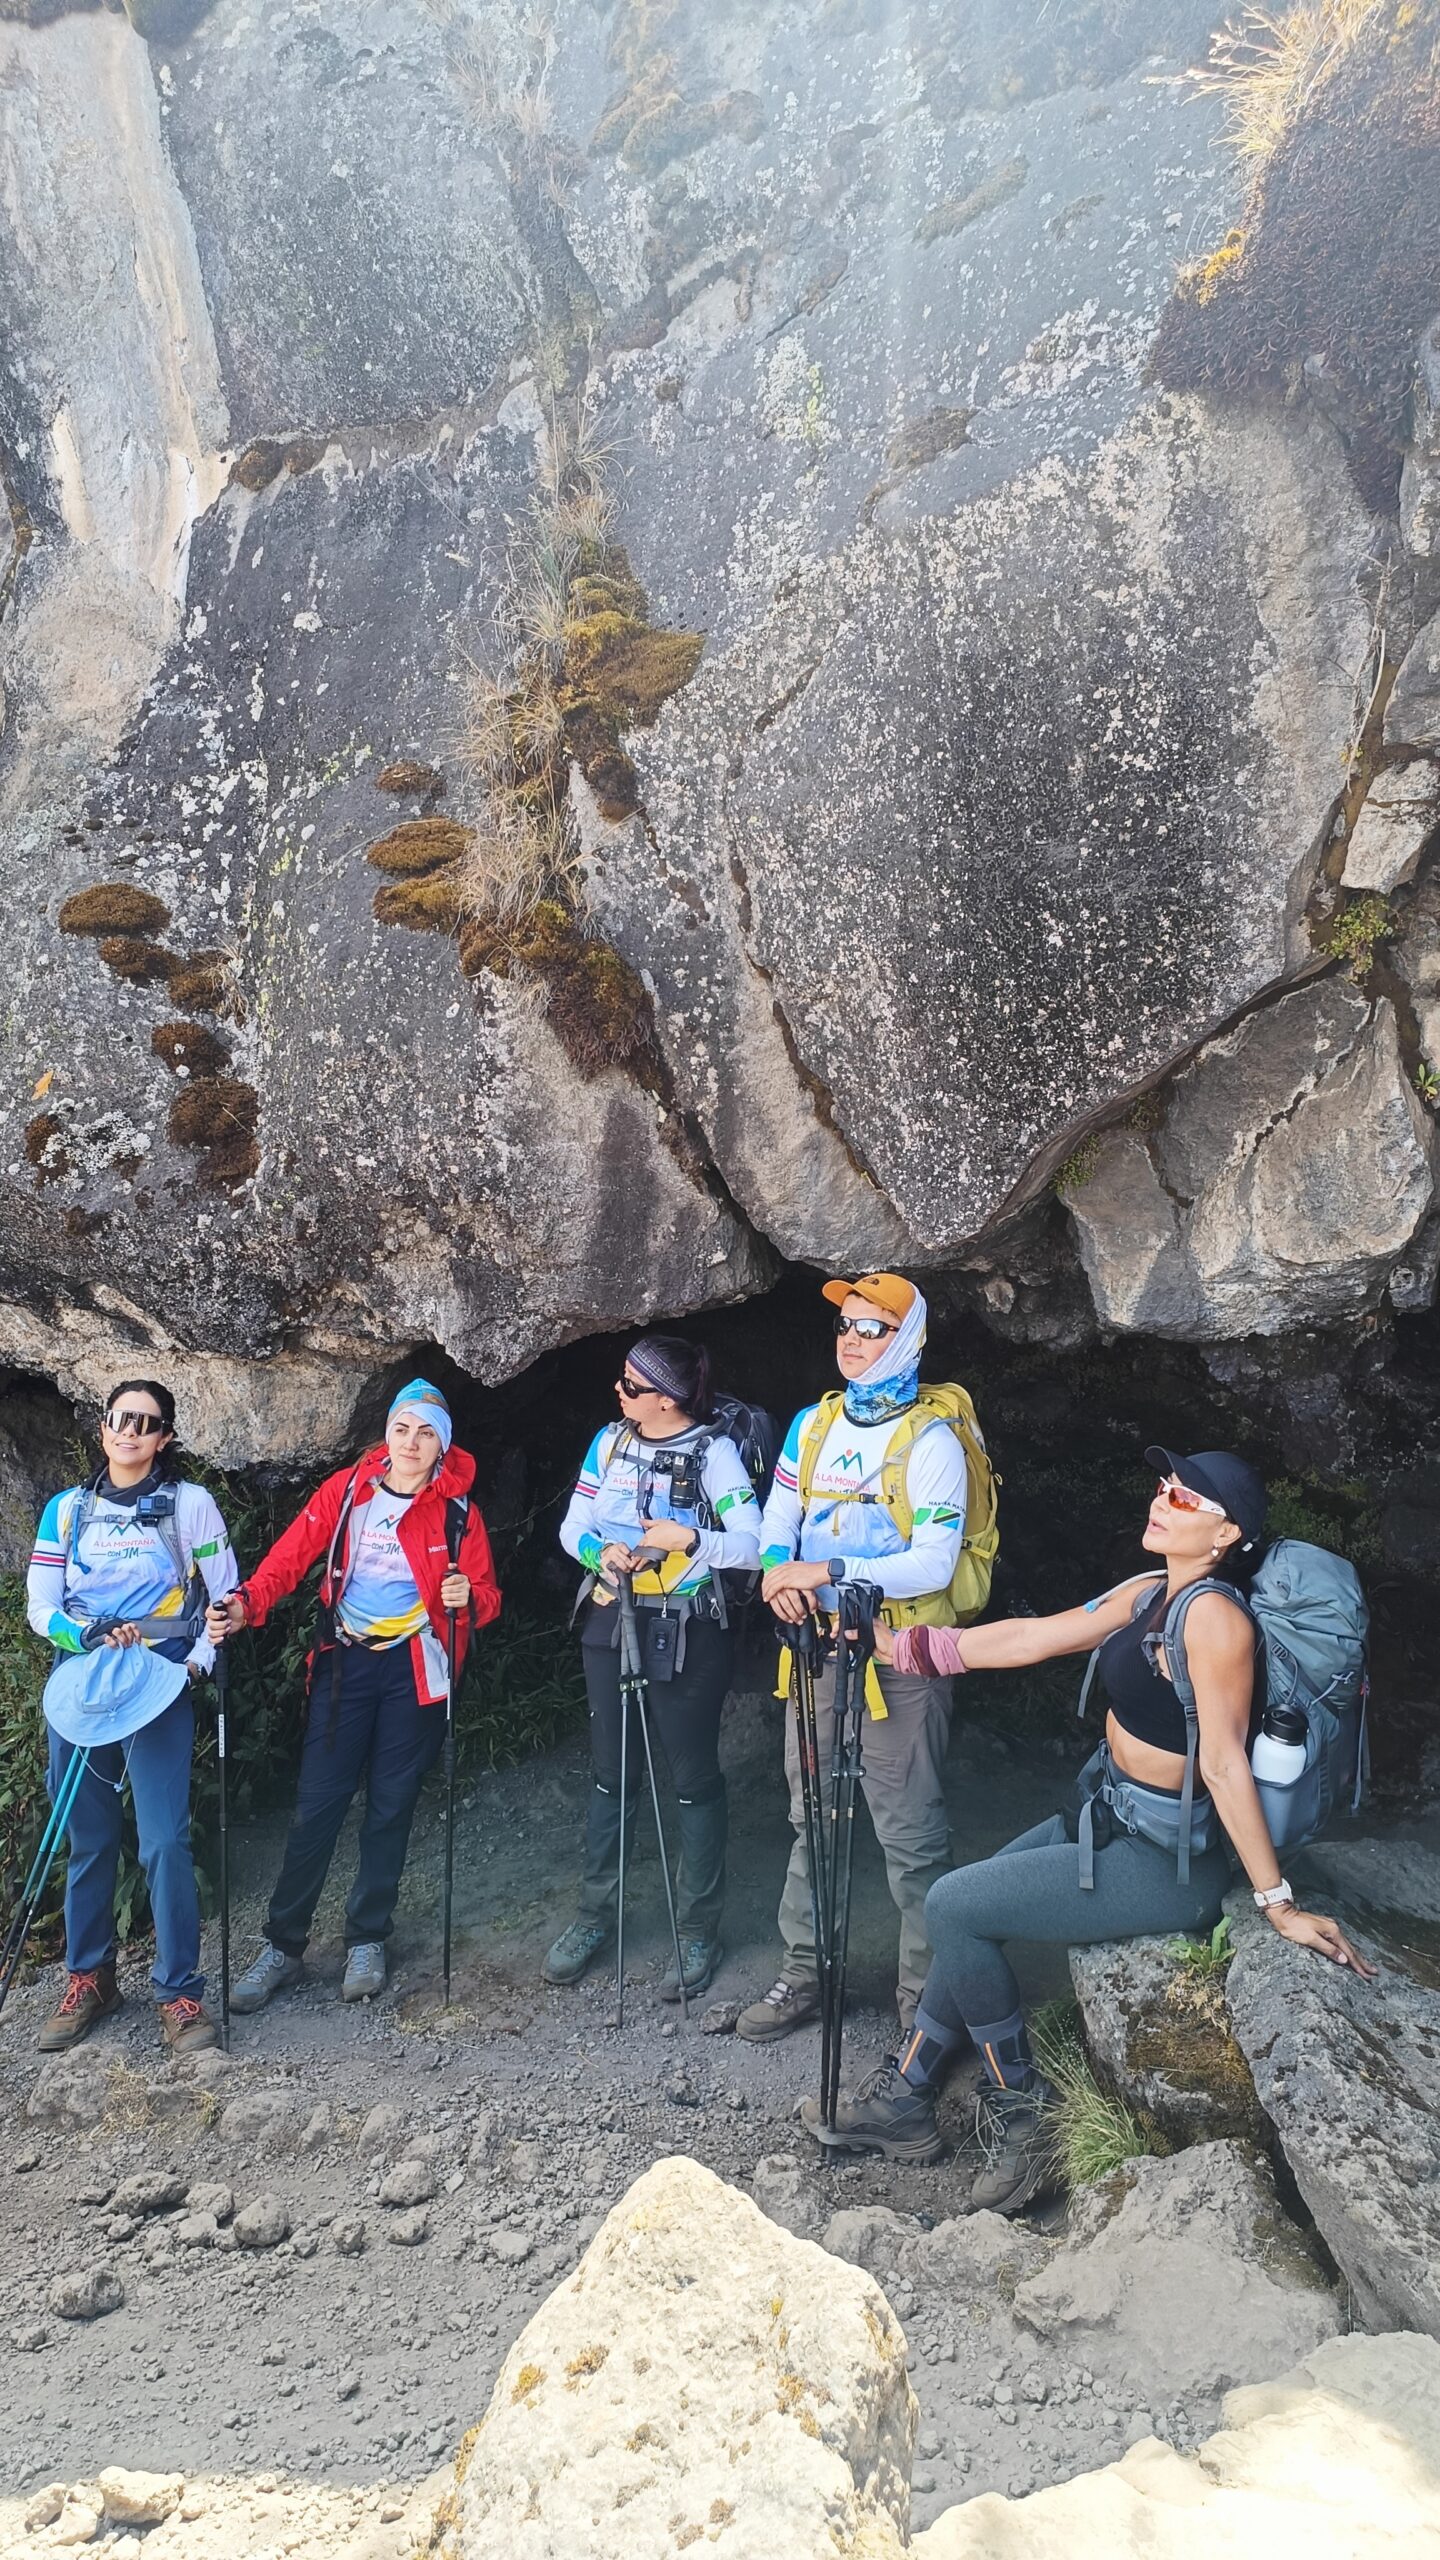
581, 1609, 733, 1804
919, 1811, 1234, 2034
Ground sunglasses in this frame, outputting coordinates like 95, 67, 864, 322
834, 1313, 895, 1340
617, 1373, 660, 1398
1156, 1476, 1227, 1519
106, 1409, 166, 1437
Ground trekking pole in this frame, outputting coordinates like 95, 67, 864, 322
617, 1564, 690, 2022
441, 1504, 466, 2009
0, 1743, 90, 2024
787, 1611, 833, 2112
214, 1646, 231, 2050
823, 1586, 877, 2131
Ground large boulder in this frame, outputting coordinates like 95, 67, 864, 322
2, 0, 1417, 1451
912, 2331, 1440, 2560
1222, 1855, 1440, 2339
1069, 1935, 1263, 2147
1065, 981, 1435, 1337
443, 2153, 915, 2559
1011, 2141, 1341, 2399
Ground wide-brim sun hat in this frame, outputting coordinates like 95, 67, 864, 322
43, 1644, 191, 1749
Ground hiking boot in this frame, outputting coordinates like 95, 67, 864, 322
735, 1978, 821, 2044
660, 1937, 723, 2002
229, 1942, 304, 2015
541, 1920, 610, 1986
37, 1965, 122, 2053
342, 1942, 387, 2003
965, 2076, 1057, 2217
800, 2053, 944, 2164
159, 1995, 220, 2055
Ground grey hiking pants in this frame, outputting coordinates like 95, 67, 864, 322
777, 1661, 953, 2018
920, 1810, 1233, 2035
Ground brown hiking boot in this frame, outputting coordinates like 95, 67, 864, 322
38, 1965, 122, 2053
735, 1977, 821, 2043
158, 1994, 220, 2055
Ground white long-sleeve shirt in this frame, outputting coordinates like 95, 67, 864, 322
559, 1420, 761, 1601
759, 1402, 968, 1606
28, 1477, 238, 1674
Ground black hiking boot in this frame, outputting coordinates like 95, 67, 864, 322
964, 2075, 1057, 2216
799, 2053, 944, 2164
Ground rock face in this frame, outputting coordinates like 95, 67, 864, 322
912, 2332, 1440, 2560
1066, 981, 1436, 1337
1222, 1860, 1440, 2340
2, 2, 1436, 1453
1010, 2142, 1341, 2396
446, 2153, 915, 2559
1068, 1935, 1263, 2146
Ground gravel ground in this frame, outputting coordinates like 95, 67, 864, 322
0, 1688, 1098, 2527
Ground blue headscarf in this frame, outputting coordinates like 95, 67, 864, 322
387, 1378, 453, 1453
842, 1284, 928, 1427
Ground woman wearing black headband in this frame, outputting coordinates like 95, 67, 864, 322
547, 1335, 762, 2002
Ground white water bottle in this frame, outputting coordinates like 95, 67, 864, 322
1251, 1702, 1308, 1785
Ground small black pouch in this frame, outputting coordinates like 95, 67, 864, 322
642, 1613, 679, 1683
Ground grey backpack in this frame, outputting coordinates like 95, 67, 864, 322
1080, 1541, 1369, 1881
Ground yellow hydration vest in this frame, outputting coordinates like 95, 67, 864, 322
795, 1384, 1000, 1631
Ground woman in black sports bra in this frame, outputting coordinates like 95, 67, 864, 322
797, 1443, 1374, 2211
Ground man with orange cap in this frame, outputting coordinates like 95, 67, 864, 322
736, 1274, 971, 2046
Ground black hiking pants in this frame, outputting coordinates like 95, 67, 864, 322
266, 1643, 443, 1956
578, 1606, 733, 1941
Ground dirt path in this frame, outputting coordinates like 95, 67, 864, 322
0, 1688, 1078, 2527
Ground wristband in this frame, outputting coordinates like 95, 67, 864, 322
1253, 1878, 1294, 1910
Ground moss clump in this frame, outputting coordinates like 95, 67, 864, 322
375, 760, 443, 796
165, 952, 232, 1015
1322, 891, 1393, 976
1055, 1133, 1103, 1198
97, 936, 179, 984
1153, 4, 1440, 509
885, 408, 973, 471
461, 901, 654, 1079
365, 819, 471, 877
915, 155, 1027, 244
230, 440, 286, 493
151, 1019, 230, 1078
372, 873, 466, 932
167, 1077, 259, 1189
23, 1111, 71, 1182
560, 612, 704, 725
59, 884, 171, 937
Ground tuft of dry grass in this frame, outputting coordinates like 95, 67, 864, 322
1184, 2, 1388, 161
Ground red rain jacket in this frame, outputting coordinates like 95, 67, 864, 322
239, 1442, 500, 1706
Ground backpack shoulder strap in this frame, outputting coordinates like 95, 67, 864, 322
796, 1395, 844, 1507
445, 1493, 470, 1565
1075, 1574, 1166, 1722
323, 1463, 367, 1599
1161, 1577, 1255, 1882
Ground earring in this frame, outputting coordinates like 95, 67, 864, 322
1210, 1542, 1222, 1557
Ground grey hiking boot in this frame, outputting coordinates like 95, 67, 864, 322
229, 1942, 303, 2015
342, 1942, 388, 2003
660, 1937, 723, 2002
800, 2053, 944, 2164
735, 1977, 821, 2043
542, 1920, 610, 1986
965, 2076, 1057, 2217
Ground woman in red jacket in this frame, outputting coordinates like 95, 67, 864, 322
205, 1380, 499, 2008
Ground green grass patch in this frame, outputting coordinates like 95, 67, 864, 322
1032, 1998, 1170, 2189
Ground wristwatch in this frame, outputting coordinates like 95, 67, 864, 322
827, 1557, 847, 1587
1253, 1878, 1295, 1910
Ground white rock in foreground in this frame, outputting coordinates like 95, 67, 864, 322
914, 2331, 1440, 2559
440, 2154, 915, 2559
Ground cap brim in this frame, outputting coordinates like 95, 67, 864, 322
1146, 1445, 1236, 1519
821, 1278, 855, 1307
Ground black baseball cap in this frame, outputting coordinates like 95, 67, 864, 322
1145, 1447, 1267, 1550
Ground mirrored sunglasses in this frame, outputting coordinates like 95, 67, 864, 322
1157, 1476, 1226, 1519
834, 1313, 894, 1340
106, 1409, 166, 1437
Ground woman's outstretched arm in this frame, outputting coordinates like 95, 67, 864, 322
879, 1574, 1161, 1675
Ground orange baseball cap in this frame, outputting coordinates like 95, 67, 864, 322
820, 1271, 916, 1324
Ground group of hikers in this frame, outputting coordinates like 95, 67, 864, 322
21, 1271, 1372, 2215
